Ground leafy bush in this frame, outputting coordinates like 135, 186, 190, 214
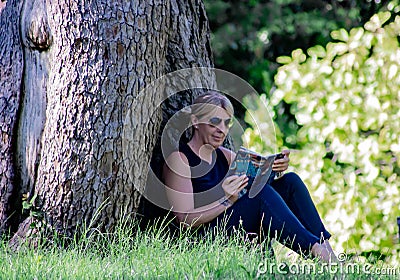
205, 0, 393, 94
244, 11, 400, 263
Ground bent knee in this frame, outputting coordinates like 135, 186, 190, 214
283, 172, 301, 182
282, 172, 309, 190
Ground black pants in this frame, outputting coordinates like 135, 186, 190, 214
206, 172, 331, 255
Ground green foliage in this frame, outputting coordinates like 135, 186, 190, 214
205, 0, 395, 141
205, 0, 393, 94
245, 10, 400, 260
22, 192, 43, 222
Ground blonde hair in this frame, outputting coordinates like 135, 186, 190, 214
191, 90, 234, 118
179, 90, 234, 141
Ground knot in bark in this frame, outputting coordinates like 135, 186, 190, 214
22, 0, 53, 51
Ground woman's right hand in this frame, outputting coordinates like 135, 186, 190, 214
222, 174, 248, 203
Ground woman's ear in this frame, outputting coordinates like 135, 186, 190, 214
191, 115, 199, 129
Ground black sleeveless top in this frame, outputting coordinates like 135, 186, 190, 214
179, 142, 229, 207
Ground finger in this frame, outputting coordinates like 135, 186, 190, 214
274, 162, 289, 171
273, 162, 288, 170
228, 176, 247, 191
274, 158, 287, 165
272, 166, 282, 172
225, 175, 239, 184
273, 161, 286, 168
237, 176, 248, 187
238, 175, 248, 184
273, 167, 286, 172
276, 156, 290, 162
230, 174, 247, 183
233, 180, 248, 196
238, 179, 248, 189
228, 176, 247, 189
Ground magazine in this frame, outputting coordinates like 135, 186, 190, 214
227, 146, 283, 198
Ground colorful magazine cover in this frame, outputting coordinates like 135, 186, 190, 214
227, 146, 282, 198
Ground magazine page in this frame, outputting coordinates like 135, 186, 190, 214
227, 147, 278, 198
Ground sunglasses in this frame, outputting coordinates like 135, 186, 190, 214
208, 117, 234, 128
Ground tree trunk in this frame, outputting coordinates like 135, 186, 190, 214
0, 0, 24, 235
0, 0, 214, 242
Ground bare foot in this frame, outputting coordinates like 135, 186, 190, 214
311, 241, 338, 263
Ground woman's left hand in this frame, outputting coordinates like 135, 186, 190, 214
272, 149, 290, 172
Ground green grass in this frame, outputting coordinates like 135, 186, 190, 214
0, 218, 398, 279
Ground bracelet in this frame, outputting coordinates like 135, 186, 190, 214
275, 171, 284, 180
237, 188, 247, 199
219, 196, 233, 207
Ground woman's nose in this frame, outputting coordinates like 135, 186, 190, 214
216, 123, 228, 132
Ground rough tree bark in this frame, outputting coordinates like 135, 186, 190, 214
0, 0, 24, 235
0, 0, 215, 242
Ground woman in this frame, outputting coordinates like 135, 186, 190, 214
162, 91, 337, 262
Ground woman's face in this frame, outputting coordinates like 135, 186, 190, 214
193, 107, 232, 148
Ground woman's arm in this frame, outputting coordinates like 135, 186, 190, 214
163, 151, 247, 227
